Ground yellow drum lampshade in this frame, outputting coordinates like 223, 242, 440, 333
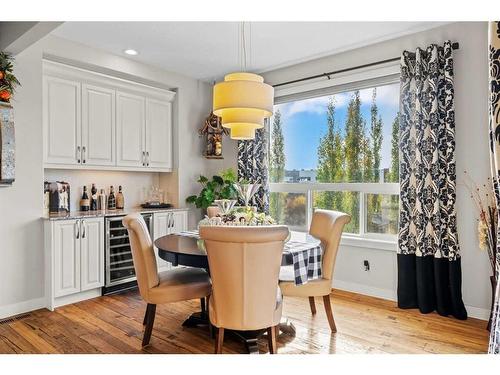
213, 72, 274, 140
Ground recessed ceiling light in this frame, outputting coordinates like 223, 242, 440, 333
124, 49, 138, 56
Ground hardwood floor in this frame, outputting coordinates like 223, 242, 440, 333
0, 289, 489, 354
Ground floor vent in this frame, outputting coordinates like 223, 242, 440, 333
0, 312, 31, 325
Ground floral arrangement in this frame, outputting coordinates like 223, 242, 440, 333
0, 52, 20, 103
463, 171, 498, 275
199, 206, 275, 227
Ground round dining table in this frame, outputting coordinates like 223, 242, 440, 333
154, 233, 299, 354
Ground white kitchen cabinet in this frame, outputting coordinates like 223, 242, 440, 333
42, 60, 175, 172
145, 98, 172, 169
43, 76, 81, 165
81, 84, 115, 166
116, 91, 146, 168
80, 218, 105, 291
45, 217, 104, 309
53, 219, 81, 298
153, 210, 188, 271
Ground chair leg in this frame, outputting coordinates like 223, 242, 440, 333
142, 303, 156, 347
267, 325, 278, 354
322, 295, 337, 333
143, 303, 154, 325
308, 296, 317, 315
200, 297, 206, 314
214, 327, 224, 354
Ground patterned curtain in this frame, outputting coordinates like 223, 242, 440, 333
488, 21, 500, 355
397, 41, 467, 320
237, 123, 270, 213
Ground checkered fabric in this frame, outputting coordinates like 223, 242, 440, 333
284, 240, 322, 286
175, 230, 323, 286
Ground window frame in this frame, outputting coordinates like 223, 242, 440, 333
269, 62, 400, 252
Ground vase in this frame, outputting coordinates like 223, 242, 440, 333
233, 183, 261, 207
487, 275, 497, 331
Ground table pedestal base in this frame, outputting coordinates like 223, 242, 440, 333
182, 311, 296, 354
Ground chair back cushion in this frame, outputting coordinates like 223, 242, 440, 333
122, 213, 159, 299
309, 209, 351, 280
199, 225, 289, 330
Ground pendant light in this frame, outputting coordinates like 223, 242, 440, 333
213, 23, 274, 140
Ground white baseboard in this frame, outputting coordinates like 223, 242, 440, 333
333, 279, 397, 301
465, 305, 491, 321
333, 279, 489, 321
0, 297, 47, 320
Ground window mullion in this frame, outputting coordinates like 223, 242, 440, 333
359, 191, 365, 236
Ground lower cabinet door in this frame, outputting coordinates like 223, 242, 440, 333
80, 218, 105, 291
54, 219, 81, 298
171, 211, 188, 234
153, 212, 172, 271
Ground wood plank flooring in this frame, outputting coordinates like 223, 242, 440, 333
0, 289, 489, 354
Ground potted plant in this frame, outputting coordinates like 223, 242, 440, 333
186, 168, 238, 209
0, 52, 20, 103
463, 171, 498, 330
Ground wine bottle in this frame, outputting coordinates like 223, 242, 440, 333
90, 183, 98, 211
80, 186, 90, 211
116, 185, 125, 209
98, 189, 106, 211
107, 185, 116, 210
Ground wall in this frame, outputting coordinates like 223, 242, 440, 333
262, 22, 492, 319
0, 32, 236, 318
0, 40, 45, 317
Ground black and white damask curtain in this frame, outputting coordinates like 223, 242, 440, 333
237, 124, 270, 213
488, 21, 500, 355
397, 41, 467, 320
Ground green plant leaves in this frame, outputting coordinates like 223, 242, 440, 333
185, 168, 238, 208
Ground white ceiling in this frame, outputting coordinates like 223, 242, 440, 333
52, 22, 446, 82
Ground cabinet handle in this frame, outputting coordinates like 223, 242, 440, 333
169, 213, 174, 228
75, 220, 80, 239
146, 151, 150, 167
82, 146, 86, 164
142, 151, 146, 166
77, 146, 81, 164
81, 220, 86, 239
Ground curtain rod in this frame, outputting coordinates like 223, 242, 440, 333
272, 42, 460, 88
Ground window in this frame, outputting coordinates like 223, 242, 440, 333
269, 78, 400, 247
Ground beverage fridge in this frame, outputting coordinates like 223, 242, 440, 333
103, 213, 153, 295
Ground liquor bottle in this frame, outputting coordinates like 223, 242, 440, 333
90, 183, 98, 211
80, 186, 90, 211
107, 185, 116, 210
98, 189, 106, 211
116, 185, 125, 209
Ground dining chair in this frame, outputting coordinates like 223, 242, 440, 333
123, 213, 212, 347
279, 209, 350, 333
199, 225, 289, 354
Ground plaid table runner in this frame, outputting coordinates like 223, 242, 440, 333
173, 230, 323, 286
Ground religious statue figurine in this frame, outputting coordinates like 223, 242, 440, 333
199, 111, 228, 158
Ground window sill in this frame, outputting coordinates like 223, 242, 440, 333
340, 235, 397, 252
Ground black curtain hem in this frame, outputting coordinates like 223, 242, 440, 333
397, 253, 468, 320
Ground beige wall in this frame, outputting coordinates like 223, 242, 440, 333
262, 22, 491, 318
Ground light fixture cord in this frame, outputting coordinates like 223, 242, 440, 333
241, 21, 247, 71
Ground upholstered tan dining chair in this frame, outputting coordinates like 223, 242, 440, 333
199, 225, 289, 354
279, 209, 350, 333
123, 213, 212, 347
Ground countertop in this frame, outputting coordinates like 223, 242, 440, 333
42, 207, 188, 221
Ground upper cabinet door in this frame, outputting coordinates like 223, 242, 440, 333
116, 91, 145, 168
81, 84, 115, 166
43, 76, 81, 165
145, 98, 172, 170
